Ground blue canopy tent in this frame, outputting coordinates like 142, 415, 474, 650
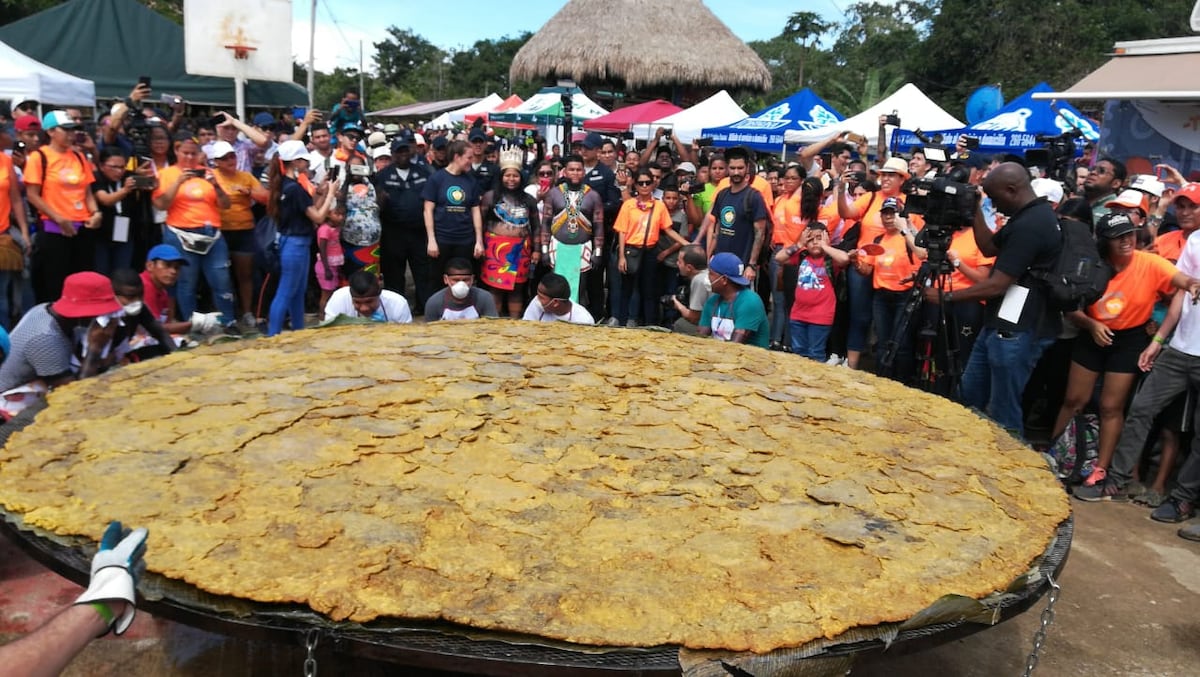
891, 82, 1099, 154
701, 88, 843, 152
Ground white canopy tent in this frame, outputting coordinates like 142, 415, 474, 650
0, 39, 94, 107
784, 83, 963, 149
449, 93, 503, 123
638, 90, 748, 144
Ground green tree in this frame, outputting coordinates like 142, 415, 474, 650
782, 11, 831, 90
827, 68, 905, 115
0, 0, 182, 24
373, 27, 444, 91
447, 33, 536, 98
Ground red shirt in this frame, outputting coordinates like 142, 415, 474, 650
790, 254, 837, 325
140, 270, 171, 324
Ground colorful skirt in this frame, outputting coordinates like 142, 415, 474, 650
343, 242, 380, 276
482, 233, 531, 291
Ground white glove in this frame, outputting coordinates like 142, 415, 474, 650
74, 521, 148, 635
189, 311, 221, 334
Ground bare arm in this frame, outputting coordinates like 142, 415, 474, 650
797, 130, 845, 166
835, 179, 857, 220
972, 197, 998, 257
151, 173, 187, 212
290, 109, 322, 142
9, 176, 29, 243
304, 181, 336, 224
0, 602, 126, 677
218, 112, 269, 148
670, 133, 692, 165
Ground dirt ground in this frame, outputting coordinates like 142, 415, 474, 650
2, 499, 1197, 676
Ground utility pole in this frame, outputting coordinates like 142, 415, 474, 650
359, 41, 365, 112
306, 0, 316, 109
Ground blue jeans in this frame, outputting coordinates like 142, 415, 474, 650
93, 240, 134, 277
960, 327, 1055, 438
846, 267, 873, 353
789, 320, 831, 360
769, 252, 796, 345
268, 235, 312, 336
162, 225, 235, 322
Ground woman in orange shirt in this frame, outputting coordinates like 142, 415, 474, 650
152, 134, 235, 330
614, 167, 689, 327
853, 197, 919, 383
211, 141, 269, 330
0, 150, 30, 329
1053, 213, 1200, 488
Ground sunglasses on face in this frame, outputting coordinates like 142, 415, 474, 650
636, 180, 654, 186
538, 171, 553, 177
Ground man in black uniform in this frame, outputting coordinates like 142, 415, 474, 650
469, 128, 499, 194
578, 132, 621, 319
923, 162, 1062, 438
374, 136, 432, 311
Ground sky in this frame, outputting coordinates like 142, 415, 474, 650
290, 0, 853, 74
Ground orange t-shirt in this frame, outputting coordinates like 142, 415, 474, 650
213, 169, 261, 231
819, 198, 843, 241
153, 166, 222, 229
772, 190, 806, 246
614, 197, 674, 247
1088, 250, 1178, 330
24, 146, 94, 221
865, 230, 918, 292
947, 227, 995, 291
845, 191, 904, 249
0, 153, 13, 233
1154, 230, 1189, 263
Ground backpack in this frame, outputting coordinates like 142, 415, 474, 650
1046, 413, 1099, 485
1031, 217, 1113, 311
253, 214, 280, 275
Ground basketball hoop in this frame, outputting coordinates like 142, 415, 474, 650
225, 44, 257, 60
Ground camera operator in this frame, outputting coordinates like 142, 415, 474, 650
670, 244, 713, 336
923, 162, 1062, 438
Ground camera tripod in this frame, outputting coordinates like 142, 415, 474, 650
881, 259, 963, 397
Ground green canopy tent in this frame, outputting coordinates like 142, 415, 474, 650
0, 0, 306, 107
488, 87, 608, 129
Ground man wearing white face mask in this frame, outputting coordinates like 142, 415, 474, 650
424, 258, 498, 321
102, 268, 175, 364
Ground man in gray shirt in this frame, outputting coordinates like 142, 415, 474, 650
424, 258, 498, 321
671, 245, 713, 336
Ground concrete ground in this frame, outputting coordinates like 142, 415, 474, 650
2, 500, 1197, 676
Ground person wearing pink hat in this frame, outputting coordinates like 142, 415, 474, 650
0, 271, 122, 417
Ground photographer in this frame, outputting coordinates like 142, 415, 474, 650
92, 147, 155, 276
923, 162, 1061, 438
328, 89, 365, 135
671, 245, 712, 335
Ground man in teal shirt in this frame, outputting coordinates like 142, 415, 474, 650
698, 252, 769, 348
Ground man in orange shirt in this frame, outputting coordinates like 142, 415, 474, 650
25, 110, 100, 304
1154, 183, 1200, 264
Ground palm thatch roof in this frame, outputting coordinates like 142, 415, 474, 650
510, 0, 771, 92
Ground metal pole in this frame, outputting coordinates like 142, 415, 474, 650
359, 41, 365, 113
306, 0, 316, 109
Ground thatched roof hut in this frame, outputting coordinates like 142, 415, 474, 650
510, 0, 771, 93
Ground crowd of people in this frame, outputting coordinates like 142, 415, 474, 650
0, 85, 1197, 543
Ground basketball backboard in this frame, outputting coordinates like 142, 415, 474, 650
184, 0, 293, 82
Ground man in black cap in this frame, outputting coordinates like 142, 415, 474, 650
428, 135, 449, 170
468, 128, 499, 194
374, 135, 433, 311
578, 131, 621, 319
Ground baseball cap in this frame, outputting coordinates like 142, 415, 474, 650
676, 162, 697, 174
1031, 178, 1064, 204
372, 145, 391, 160
367, 131, 387, 148
390, 137, 411, 152
42, 110, 78, 130
1173, 183, 1200, 206
954, 151, 989, 170
413, 133, 426, 146
14, 115, 40, 132
878, 156, 910, 178
880, 196, 901, 212
1106, 189, 1150, 214
208, 140, 236, 159
51, 272, 122, 318
382, 123, 400, 135
1129, 174, 1165, 198
708, 252, 750, 286
469, 129, 488, 142
1096, 212, 1137, 240
276, 139, 309, 162
581, 132, 604, 149
340, 122, 364, 137
431, 136, 448, 150
146, 243, 188, 265
252, 112, 276, 129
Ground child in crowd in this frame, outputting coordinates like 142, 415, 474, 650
315, 204, 346, 310
778, 222, 850, 360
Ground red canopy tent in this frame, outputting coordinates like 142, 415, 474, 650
583, 99, 683, 133
464, 94, 524, 126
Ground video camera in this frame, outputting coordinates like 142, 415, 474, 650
902, 160, 979, 272
1025, 131, 1081, 183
